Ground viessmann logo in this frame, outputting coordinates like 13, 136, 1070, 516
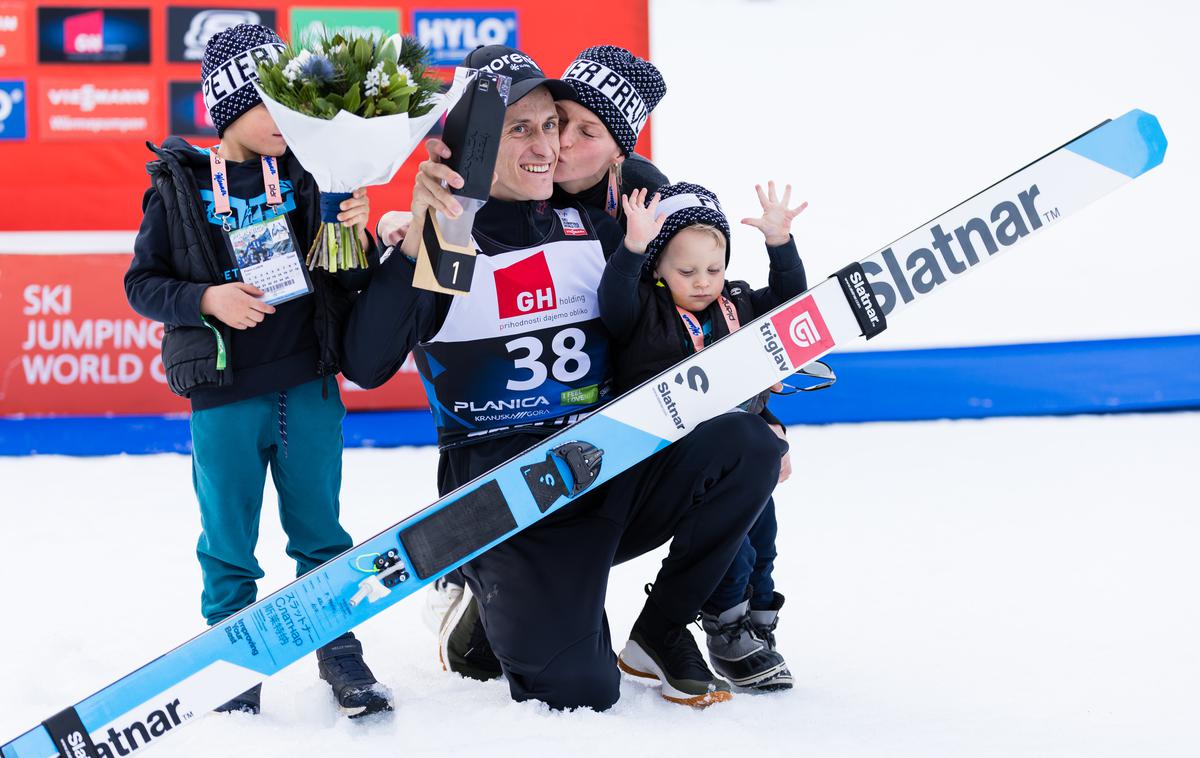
759, 297, 833, 373
494, 251, 556, 320
47, 83, 149, 112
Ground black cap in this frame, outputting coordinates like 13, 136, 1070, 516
462, 45, 573, 104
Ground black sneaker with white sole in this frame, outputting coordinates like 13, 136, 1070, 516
618, 603, 732, 707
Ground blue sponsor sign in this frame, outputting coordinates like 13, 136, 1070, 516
0, 80, 27, 141
413, 10, 518, 67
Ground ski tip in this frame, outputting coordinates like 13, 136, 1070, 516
1066, 109, 1167, 178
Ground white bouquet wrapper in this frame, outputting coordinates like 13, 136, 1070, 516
253, 65, 473, 270
254, 67, 472, 193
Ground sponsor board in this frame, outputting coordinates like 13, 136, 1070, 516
169, 81, 216, 136
0, 254, 430, 416
289, 7, 399, 47
0, 79, 27, 140
167, 6, 277, 62
39, 76, 158, 141
37, 7, 151, 63
0, 3, 29, 65
414, 10, 518, 67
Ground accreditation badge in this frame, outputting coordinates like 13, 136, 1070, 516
224, 212, 314, 306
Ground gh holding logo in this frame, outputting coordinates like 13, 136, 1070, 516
495, 251, 557, 320
64, 10, 103, 55
0, 80, 27, 140
415, 11, 518, 67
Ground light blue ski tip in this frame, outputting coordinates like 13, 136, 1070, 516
1066, 109, 1167, 178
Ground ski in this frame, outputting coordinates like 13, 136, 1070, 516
0, 108, 1166, 758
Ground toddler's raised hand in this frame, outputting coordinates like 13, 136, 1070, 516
622, 188, 666, 254
741, 181, 808, 247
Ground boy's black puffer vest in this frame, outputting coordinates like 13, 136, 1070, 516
144, 139, 356, 398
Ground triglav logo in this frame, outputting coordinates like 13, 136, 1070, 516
763, 297, 833, 372
494, 251, 557, 320
788, 311, 820, 348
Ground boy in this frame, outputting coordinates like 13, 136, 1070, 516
124, 23, 388, 718
599, 180, 808, 691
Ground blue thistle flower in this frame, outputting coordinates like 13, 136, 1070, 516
298, 53, 337, 85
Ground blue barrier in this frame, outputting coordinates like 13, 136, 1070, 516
2, 334, 1197, 456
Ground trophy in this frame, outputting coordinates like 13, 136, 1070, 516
412, 69, 511, 294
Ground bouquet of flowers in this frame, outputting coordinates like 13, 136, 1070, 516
255, 32, 467, 271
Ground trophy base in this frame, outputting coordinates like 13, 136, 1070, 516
413, 209, 478, 295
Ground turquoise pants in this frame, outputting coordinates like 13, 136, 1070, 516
190, 379, 351, 625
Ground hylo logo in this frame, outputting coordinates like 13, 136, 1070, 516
415, 11, 518, 66
495, 251, 557, 320
64, 10, 103, 55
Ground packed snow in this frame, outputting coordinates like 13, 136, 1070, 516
1, 412, 1196, 757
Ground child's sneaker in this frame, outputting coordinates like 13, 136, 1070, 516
618, 604, 733, 707
317, 633, 393, 718
701, 599, 790, 691
213, 683, 261, 714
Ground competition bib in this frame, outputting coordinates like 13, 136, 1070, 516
416, 211, 611, 447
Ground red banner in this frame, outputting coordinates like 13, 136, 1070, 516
0, 252, 429, 415
0, 0, 651, 231
0, 0, 649, 417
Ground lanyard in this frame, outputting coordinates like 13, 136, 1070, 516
209, 146, 284, 231
676, 294, 740, 353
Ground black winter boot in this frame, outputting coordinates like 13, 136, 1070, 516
317, 632, 392, 718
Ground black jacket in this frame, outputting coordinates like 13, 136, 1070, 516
599, 239, 808, 395
125, 137, 370, 409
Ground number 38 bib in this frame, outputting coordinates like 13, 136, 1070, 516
415, 207, 613, 448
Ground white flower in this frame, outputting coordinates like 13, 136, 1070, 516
364, 61, 389, 98
395, 64, 411, 84
282, 49, 314, 84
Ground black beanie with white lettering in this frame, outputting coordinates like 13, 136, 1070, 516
201, 23, 285, 136
645, 182, 731, 268
560, 45, 666, 155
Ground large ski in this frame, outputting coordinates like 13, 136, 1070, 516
0, 109, 1166, 758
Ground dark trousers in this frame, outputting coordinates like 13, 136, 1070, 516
438, 412, 786, 710
704, 498, 779, 613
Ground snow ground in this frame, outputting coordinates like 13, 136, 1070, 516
1, 412, 1197, 758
